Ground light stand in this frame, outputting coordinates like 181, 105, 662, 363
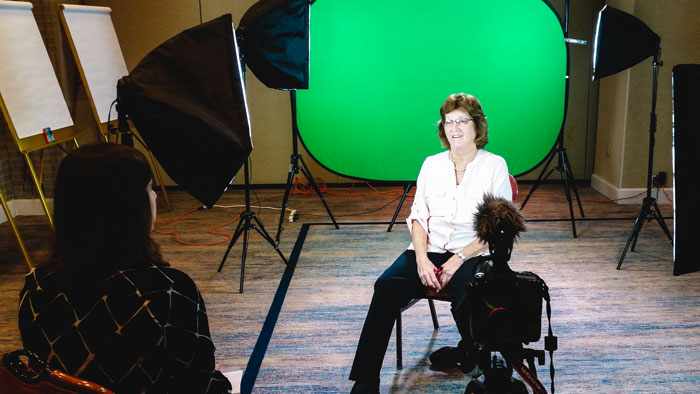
520, 0, 584, 238
275, 90, 338, 243
219, 160, 289, 292
589, 4, 672, 269
386, 183, 413, 232
217, 33, 289, 292
519, 136, 584, 237
115, 97, 133, 147
617, 53, 673, 269
235, 0, 333, 243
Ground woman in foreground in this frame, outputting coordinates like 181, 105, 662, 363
18, 143, 231, 393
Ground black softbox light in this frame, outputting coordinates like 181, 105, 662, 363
592, 5, 660, 80
238, 0, 310, 89
119, 14, 251, 208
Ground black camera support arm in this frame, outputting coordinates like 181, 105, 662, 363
543, 285, 557, 393
502, 283, 557, 394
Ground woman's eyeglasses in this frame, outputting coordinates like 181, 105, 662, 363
444, 118, 472, 126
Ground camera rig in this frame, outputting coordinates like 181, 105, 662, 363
455, 195, 557, 394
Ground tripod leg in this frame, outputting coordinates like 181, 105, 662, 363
558, 157, 578, 238
218, 216, 246, 272
240, 221, 250, 293
298, 155, 339, 229
387, 183, 412, 232
520, 150, 556, 210
629, 219, 645, 252
562, 148, 585, 217
275, 155, 300, 244
252, 214, 289, 265
651, 199, 673, 244
617, 206, 647, 269
219, 160, 287, 291
147, 150, 172, 212
630, 202, 652, 252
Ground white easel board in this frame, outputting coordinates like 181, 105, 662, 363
0, 1, 73, 140
59, 4, 128, 124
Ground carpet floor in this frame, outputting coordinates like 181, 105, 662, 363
1, 184, 698, 393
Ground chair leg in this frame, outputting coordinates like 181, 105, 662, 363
396, 312, 403, 369
395, 298, 444, 370
428, 299, 440, 330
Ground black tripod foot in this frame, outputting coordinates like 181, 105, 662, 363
218, 162, 287, 293
275, 90, 339, 244
617, 196, 672, 270
465, 371, 528, 394
520, 143, 583, 238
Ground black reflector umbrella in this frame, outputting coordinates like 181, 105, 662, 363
119, 14, 251, 208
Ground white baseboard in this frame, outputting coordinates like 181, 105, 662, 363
0, 199, 52, 224
591, 174, 673, 205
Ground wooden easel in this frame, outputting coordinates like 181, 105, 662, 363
1, 186, 31, 266
0, 131, 72, 269
0, 1, 83, 268
58, 4, 171, 211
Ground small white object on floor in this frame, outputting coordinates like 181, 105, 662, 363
222, 370, 243, 393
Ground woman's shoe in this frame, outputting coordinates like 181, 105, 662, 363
429, 346, 462, 367
429, 346, 476, 372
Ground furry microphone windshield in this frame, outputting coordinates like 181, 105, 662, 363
474, 194, 526, 262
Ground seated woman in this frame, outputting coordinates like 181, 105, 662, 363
349, 93, 512, 393
18, 143, 231, 394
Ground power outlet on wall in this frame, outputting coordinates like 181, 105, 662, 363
652, 171, 667, 187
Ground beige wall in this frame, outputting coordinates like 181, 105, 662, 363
594, 0, 700, 192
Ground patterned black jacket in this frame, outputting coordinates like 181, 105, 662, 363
19, 265, 232, 394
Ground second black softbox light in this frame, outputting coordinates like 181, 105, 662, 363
119, 14, 251, 208
592, 5, 660, 80
238, 0, 310, 89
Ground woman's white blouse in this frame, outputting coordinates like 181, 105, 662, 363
406, 149, 512, 253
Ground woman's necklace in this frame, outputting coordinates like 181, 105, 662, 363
450, 152, 467, 172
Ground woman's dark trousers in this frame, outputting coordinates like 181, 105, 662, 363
349, 250, 479, 386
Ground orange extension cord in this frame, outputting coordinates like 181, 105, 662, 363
153, 177, 672, 246
153, 193, 284, 246
153, 177, 411, 246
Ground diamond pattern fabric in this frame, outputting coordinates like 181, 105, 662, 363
18, 266, 232, 394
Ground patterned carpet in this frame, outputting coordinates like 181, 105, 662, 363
246, 217, 699, 393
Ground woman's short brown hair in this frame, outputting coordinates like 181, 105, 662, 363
437, 93, 488, 149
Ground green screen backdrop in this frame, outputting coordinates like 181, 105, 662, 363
296, 0, 567, 181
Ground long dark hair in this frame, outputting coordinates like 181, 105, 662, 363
44, 143, 167, 282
